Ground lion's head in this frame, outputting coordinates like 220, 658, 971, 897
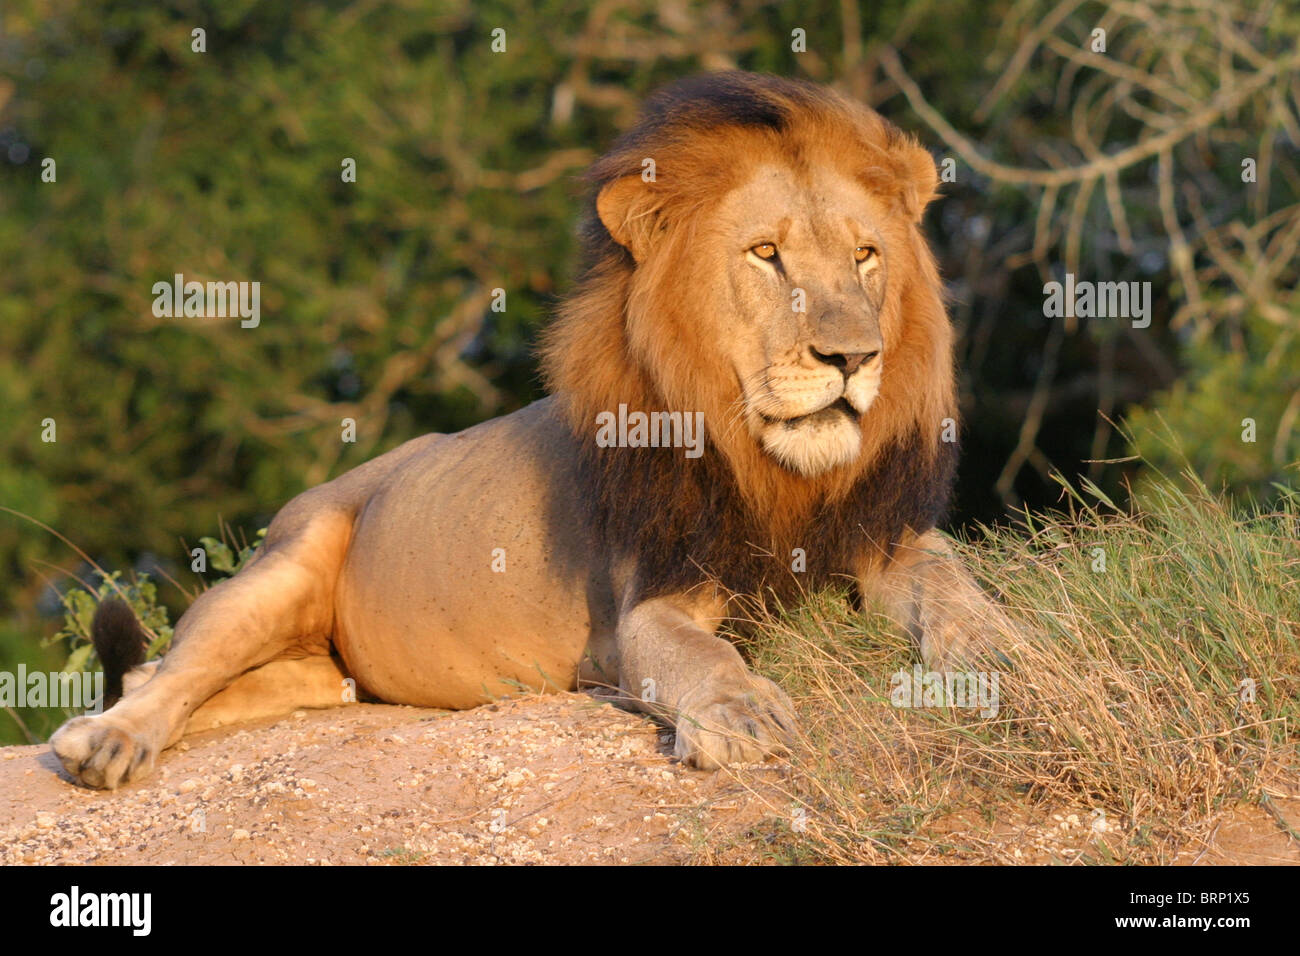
542, 72, 959, 598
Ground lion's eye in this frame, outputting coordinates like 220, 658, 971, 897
752, 243, 778, 261
854, 245, 877, 264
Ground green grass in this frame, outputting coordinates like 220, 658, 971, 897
709, 472, 1299, 864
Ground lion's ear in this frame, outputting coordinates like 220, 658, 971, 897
596, 175, 661, 261
899, 144, 939, 222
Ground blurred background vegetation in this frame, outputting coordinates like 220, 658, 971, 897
2, 0, 1297, 743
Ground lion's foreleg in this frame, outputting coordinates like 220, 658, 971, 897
615, 594, 795, 770
864, 529, 1015, 670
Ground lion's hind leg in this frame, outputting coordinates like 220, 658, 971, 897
110, 648, 355, 736
182, 655, 355, 734
50, 489, 356, 789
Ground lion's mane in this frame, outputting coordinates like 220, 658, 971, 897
541, 72, 959, 601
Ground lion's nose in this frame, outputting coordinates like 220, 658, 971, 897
810, 347, 880, 376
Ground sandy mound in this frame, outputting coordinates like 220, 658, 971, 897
0, 694, 775, 865
3, 693, 1296, 865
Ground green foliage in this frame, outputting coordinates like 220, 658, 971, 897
1127, 312, 1300, 499
47, 526, 266, 678
48, 572, 175, 674
198, 527, 266, 576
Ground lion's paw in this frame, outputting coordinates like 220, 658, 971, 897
49, 715, 156, 790
673, 676, 796, 770
919, 602, 1020, 673
919, 617, 982, 671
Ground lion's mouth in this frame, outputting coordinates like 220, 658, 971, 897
763, 397, 858, 428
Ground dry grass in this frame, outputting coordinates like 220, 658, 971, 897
697, 473, 1300, 864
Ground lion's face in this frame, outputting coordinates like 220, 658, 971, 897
557, 74, 951, 503
710, 162, 893, 477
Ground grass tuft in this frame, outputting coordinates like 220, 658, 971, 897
709, 472, 1299, 864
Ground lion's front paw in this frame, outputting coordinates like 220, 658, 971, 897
49, 715, 156, 790
919, 605, 1018, 672
673, 675, 796, 770
919, 616, 979, 671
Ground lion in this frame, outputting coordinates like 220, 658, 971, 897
51, 71, 1014, 789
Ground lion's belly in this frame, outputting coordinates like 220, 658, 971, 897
331, 399, 617, 708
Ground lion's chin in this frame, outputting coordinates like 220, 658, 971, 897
758, 404, 863, 477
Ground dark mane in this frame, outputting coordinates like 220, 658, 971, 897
540, 72, 959, 603
575, 423, 958, 602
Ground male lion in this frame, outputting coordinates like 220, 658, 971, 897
52, 72, 1012, 789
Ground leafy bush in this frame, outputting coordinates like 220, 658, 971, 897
47, 526, 265, 681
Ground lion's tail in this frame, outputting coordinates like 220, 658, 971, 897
91, 597, 148, 708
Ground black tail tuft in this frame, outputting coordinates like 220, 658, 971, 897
91, 597, 148, 708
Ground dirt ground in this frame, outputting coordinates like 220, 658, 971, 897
2, 693, 1297, 865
